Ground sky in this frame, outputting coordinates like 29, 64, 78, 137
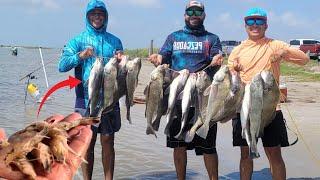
0, 0, 319, 49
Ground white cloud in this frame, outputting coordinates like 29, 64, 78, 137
280, 12, 301, 27
269, 11, 304, 27
128, 0, 159, 8
31, 0, 60, 10
206, 12, 246, 41
0, 0, 60, 10
216, 12, 242, 29
217, 12, 232, 23
108, 0, 161, 8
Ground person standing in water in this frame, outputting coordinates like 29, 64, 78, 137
59, 0, 123, 179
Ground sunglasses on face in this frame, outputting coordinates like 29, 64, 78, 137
89, 12, 105, 17
186, 10, 204, 17
245, 18, 266, 26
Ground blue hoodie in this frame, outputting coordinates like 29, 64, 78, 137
159, 25, 221, 77
58, 0, 123, 109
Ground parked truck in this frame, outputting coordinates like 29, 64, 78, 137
299, 40, 320, 60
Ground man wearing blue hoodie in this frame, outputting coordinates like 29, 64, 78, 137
58, 0, 123, 179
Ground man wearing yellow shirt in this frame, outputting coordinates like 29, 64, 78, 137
227, 7, 309, 180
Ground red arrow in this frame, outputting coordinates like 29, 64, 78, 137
37, 76, 81, 117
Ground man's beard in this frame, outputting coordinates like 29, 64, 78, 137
185, 18, 204, 30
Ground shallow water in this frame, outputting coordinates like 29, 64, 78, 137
0, 48, 319, 179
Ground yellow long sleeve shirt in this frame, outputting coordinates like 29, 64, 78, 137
227, 37, 309, 84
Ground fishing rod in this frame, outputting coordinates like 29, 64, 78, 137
20, 57, 57, 104
19, 58, 57, 82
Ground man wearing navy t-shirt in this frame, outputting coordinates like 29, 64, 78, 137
149, 1, 223, 179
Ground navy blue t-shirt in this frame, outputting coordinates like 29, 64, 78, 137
159, 26, 222, 77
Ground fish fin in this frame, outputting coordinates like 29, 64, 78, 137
203, 85, 211, 96
177, 90, 184, 100
152, 115, 161, 131
135, 74, 139, 88
143, 85, 149, 95
196, 123, 209, 139
85, 99, 91, 117
125, 97, 132, 124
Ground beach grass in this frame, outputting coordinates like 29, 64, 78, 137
136, 49, 320, 82
281, 60, 320, 82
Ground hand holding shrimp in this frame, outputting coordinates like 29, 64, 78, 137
0, 113, 98, 180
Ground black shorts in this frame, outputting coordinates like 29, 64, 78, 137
166, 105, 217, 155
91, 103, 121, 136
232, 110, 289, 147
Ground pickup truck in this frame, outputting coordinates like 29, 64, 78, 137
299, 40, 320, 60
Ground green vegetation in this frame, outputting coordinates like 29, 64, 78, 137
125, 49, 320, 82
281, 60, 320, 82
124, 48, 159, 58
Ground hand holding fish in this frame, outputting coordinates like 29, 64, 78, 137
148, 54, 163, 66
79, 47, 94, 60
114, 50, 124, 62
210, 53, 224, 66
0, 113, 93, 180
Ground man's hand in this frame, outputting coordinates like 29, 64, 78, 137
148, 54, 162, 66
233, 58, 243, 72
0, 113, 92, 180
114, 50, 124, 62
79, 47, 94, 60
271, 49, 288, 63
210, 53, 224, 66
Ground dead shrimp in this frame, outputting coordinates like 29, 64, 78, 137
4, 128, 48, 179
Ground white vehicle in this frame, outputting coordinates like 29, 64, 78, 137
221, 40, 241, 56
289, 39, 319, 49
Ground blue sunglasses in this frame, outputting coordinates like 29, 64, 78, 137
245, 18, 266, 26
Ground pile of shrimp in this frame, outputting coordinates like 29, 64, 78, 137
0, 117, 99, 179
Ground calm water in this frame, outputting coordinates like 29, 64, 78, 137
0, 48, 211, 180
1, 48, 319, 180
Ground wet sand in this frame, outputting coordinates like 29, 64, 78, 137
81, 61, 320, 179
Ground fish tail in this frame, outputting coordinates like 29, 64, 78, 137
174, 114, 187, 139
164, 110, 173, 136
196, 123, 209, 139
146, 125, 157, 138
249, 149, 260, 159
152, 116, 161, 131
249, 138, 260, 159
184, 130, 195, 143
126, 106, 132, 124
164, 125, 170, 137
